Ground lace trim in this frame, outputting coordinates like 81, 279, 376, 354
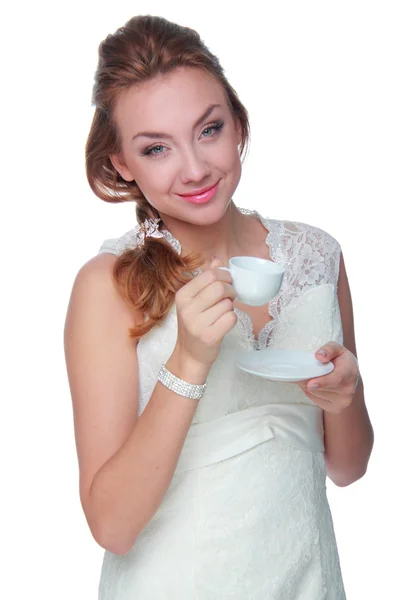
229, 208, 278, 351
160, 228, 181, 255
227, 209, 342, 352
98, 223, 182, 256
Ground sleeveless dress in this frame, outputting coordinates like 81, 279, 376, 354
96, 208, 347, 599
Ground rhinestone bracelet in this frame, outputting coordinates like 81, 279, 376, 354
158, 364, 207, 400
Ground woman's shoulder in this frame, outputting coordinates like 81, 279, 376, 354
264, 214, 341, 256
97, 225, 140, 256
261, 215, 342, 287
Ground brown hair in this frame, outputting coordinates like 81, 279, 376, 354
86, 14, 250, 338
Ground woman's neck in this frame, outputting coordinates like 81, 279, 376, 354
160, 203, 269, 266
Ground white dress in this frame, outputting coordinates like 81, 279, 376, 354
96, 208, 347, 599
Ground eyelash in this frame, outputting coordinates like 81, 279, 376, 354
140, 120, 225, 158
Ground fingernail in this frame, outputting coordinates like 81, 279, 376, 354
317, 350, 328, 357
308, 383, 320, 390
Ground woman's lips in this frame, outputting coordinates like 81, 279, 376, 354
178, 181, 220, 204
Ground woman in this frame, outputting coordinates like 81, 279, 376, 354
64, 14, 374, 599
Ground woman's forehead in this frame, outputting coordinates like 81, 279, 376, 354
113, 69, 228, 131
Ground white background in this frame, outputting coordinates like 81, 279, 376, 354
2, 1, 398, 598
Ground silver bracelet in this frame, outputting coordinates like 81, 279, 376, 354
158, 364, 207, 400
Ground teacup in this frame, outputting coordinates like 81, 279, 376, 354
219, 256, 284, 306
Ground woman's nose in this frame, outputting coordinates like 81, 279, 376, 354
179, 147, 211, 184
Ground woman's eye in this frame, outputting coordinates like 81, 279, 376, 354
143, 145, 166, 157
201, 120, 225, 138
202, 127, 214, 137
141, 120, 225, 159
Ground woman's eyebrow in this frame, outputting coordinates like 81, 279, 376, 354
131, 103, 222, 141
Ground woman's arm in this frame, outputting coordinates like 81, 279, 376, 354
64, 254, 210, 556
322, 252, 374, 486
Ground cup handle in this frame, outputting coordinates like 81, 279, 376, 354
218, 266, 231, 273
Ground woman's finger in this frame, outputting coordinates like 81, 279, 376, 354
179, 257, 232, 301
190, 280, 236, 314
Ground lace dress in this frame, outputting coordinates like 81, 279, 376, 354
96, 208, 346, 599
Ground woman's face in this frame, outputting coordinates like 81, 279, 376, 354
110, 66, 243, 225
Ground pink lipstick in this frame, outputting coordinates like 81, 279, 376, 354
178, 180, 220, 204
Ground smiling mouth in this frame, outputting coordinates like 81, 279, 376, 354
179, 182, 219, 197
177, 181, 220, 204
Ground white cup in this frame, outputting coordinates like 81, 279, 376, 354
218, 256, 284, 306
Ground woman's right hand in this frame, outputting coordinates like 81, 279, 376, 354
174, 257, 238, 368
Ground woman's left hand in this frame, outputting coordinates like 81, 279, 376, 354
296, 341, 360, 414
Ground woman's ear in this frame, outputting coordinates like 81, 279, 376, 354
235, 117, 243, 147
109, 153, 135, 182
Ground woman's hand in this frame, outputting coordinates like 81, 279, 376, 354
296, 341, 360, 414
174, 257, 238, 368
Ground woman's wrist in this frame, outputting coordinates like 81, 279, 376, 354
166, 346, 211, 386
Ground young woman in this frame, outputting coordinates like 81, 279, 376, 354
64, 14, 374, 599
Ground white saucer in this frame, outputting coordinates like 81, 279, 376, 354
236, 348, 334, 382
